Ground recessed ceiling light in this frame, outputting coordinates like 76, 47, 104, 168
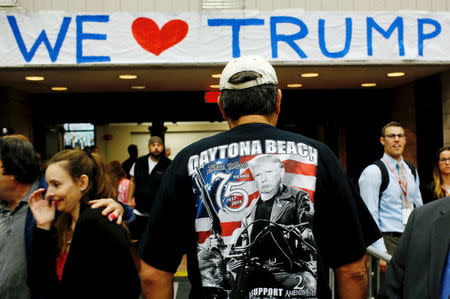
387, 72, 405, 77
211, 74, 221, 78
210, 84, 220, 89
51, 86, 68, 91
287, 83, 303, 88
301, 73, 319, 78
361, 83, 377, 87
25, 76, 45, 81
131, 86, 146, 90
118, 74, 138, 79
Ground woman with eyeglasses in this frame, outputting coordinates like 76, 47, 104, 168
421, 146, 450, 204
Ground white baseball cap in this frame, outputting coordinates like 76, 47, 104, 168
219, 55, 278, 91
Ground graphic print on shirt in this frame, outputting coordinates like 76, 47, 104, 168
188, 139, 319, 299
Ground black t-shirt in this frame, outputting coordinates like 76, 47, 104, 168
138, 123, 380, 299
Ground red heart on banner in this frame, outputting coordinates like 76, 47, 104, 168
132, 18, 189, 56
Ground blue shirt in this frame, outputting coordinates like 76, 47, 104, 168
358, 153, 423, 252
441, 250, 450, 299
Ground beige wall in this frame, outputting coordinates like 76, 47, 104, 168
7, 0, 450, 12
442, 71, 450, 146
391, 84, 418, 166
95, 121, 228, 163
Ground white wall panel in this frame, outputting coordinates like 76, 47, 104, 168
385, 0, 403, 10
305, 0, 322, 10
86, 0, 103, 12
174, 0, 189, 11
108, 0, 121, 11
432, 0, 447, 9
155, 0, 172, 12
337, 0, 354, 10
289, 0, 306, 9
354, 0, 370, 10
51, 0, 69, 11
324, 0, 339, 10
258, 0, 273, 10
120, 0, 139, 11
138, 1, 156, 11
7, 0, 450, 16
417, 0, 431, 10
20, 0, 34, 11
68, 0, 86, 12
38, 0, 52, 10
401, 0, 417, 9
369, 0, 386, 10
242, 0, 257, 9
275, 0, 291, 9
188, 0, 201, 11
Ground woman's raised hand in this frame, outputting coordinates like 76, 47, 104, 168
29, 188, 55, 230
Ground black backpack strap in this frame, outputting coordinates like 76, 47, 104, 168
404, 160, 417, 182
372, 160, 389, 200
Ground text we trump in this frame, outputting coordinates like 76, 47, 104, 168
209, 16, 441, 58
4, 14, 443, 64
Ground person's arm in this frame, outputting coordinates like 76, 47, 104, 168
334, 254, 369, 299
139, 259, 174, 299
413, 171, 423, 207
88, 198, 127, 224
128, 176, 136, 205
358, 166, 387, 253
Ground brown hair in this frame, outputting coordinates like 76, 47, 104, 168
48, 149, 117, 253
109, 160, 126, 189
381, 121, 404, 137
433, 146, 450, 199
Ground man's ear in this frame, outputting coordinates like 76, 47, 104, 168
78, 174, 89, 191
217, 98, 228, 120
380, 136, 385, 146
275, 88, 282, 115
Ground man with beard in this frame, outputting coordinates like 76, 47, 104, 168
128, 136, 172, 241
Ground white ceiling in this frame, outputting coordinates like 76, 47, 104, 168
0, 63, 449, 93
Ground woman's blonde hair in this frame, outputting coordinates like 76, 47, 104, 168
433, 146, 450, 199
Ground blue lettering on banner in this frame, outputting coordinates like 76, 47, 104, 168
318, 18, 352, 58
7, 15, 71, 62
207, 18, 265, 58
76, 15, 111, 63
367, 16, 404, 56
270, 16, 308, 58
417, 18, 441, 56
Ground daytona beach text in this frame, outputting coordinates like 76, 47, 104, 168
187, 140, 318, 175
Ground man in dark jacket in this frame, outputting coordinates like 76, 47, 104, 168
378, 197, 450, 299
128, 136, 172, 241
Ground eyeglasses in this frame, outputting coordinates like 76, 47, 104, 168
384, 134, 406, 139
439, 158, 450, 163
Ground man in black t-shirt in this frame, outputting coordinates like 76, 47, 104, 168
138, 56, 381, 299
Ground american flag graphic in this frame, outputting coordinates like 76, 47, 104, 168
192, 152, 318, 245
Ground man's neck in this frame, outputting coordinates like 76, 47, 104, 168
227, 114, 276, 129
385, 153, 403, 162
5, 184, 32, 210
149, 155, 160, 163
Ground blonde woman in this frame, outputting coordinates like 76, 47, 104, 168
422, 146, 450, 204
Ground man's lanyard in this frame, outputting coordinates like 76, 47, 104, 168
382, 158, 408, 199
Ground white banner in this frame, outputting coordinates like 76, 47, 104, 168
0, 10, 449, 66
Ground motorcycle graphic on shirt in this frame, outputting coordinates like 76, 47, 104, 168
188, 140, 319, 299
